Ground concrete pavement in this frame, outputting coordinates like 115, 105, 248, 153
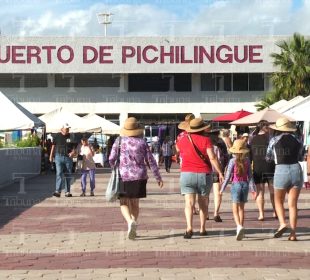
0, 166, 309, 279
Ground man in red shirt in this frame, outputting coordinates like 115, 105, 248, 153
176, 118, 224, 239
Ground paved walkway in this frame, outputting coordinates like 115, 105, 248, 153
0, 166, 309, 279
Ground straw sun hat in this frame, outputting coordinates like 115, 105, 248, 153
120, 117, 144, 137
269, 117, 296, 132
229, 139, 249, 154
178, 113, 195, 130
186, 118, 211, 133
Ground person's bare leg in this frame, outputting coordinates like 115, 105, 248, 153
197, 195, 208, 232
287, 187, 301, 239
268, 182, 276, 217
185, 194, 196, 232
120, 198, 133, 224
213, 183, 222, 217
239, 203, 245, 226
232, 203, 241, 226
129, 198, 140, 221
274, 189, 287, 229
255, 183, 265, 220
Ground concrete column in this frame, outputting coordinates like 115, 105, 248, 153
47, 74, 55, 88
119, 112, 128, 127
191, 73, 200, 93
118, 74, 128, 93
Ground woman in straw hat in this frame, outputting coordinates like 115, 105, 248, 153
220, 139, 256, 241
109, 117, 163, 240
176, 118, 224, 239
266, 117, 304, 241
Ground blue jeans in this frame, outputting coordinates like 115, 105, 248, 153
55, 154, 73, 193
180, 172, 212, 196
230, 182, 249, 203
81, 169, 96, 192
274, 163, 303, 189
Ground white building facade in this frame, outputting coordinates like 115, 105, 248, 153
0, 36, 286, 125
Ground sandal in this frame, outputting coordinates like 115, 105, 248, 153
199, 231, 207, 236
288, 235, 298, 241
184, 230, 193, 239
274, 226, 288, 238
214, 215, 222, 222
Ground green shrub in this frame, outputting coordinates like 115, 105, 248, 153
15, 134, 40, 147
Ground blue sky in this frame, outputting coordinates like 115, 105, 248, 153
0, 0, 309, 36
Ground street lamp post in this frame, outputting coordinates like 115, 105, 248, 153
97, 12, 113, 37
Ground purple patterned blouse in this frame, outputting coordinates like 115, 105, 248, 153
109, 136, 162, 182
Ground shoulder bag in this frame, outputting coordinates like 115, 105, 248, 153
187, 134, 212, 170
105, 137, 122, 202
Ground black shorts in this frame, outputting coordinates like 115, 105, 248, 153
212, 173, 220, 183
253, 171, 274, 185
119, 179, 147, 198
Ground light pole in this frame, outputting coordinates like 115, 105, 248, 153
97, 12, 113, 37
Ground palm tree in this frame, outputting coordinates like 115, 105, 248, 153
256, 33, 310, 110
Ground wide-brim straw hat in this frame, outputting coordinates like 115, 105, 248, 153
229, 139, 249, 154
269, 117, 296, 132
120, 117, 144, 137
186, 118, 211, 133
178, 113, 195, 130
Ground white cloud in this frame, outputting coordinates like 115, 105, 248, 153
0, 0, 309, 37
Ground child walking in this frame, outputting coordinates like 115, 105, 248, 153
79, 136, 96, 196
220, 139, 256, 240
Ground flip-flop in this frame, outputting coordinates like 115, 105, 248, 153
274, 226, 288, 238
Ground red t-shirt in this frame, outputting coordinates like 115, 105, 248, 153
176, 133, 213, 173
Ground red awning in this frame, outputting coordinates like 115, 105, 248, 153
212, 110, 252, 122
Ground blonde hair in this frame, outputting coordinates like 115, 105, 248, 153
235, 153, 246, 176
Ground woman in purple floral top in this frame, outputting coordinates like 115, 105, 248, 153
109, 117, 163, 240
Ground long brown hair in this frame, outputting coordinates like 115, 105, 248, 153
235, 153, 246, 176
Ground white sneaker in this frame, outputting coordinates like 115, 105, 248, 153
127, 221, 137, 240
236, 226, 245, 241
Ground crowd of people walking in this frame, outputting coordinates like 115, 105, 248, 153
48, 115, 309, 242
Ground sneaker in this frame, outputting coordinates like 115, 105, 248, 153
90, 191, 94, 196
65, 192, 72, 197
236, 226, 245, 241
127, 221, 137, 240
53, 192, 60, 198
80, 192, 86, 197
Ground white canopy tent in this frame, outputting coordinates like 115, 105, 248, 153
83, 114, 120, 135
39, 108, 100, 133
0, 91, 45, 131
281, 96, 310, 121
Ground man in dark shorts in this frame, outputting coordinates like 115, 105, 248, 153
49, 123, 76, 197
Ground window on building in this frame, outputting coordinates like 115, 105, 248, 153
233, 73, 248, 91
0, 74, 48, 88
249, 73, 265, 91
201, 74, 216, 91
201, 73, 231, 91
174, 74, 191, 91
128, 74, 170, 92
55, 74, 119, 87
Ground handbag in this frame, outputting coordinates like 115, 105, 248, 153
77, 154, 84, 170
105, 137, 122, 202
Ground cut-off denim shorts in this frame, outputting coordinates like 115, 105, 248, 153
273, 163, 303, 190
180, 172, 212, 196
230, 181, 249, 203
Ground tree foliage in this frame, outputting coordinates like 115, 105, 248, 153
256, 33, 310, 110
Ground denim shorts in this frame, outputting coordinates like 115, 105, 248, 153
180, 172, 212, 196
230, 182, 249, 203
273, 163, 303, 190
